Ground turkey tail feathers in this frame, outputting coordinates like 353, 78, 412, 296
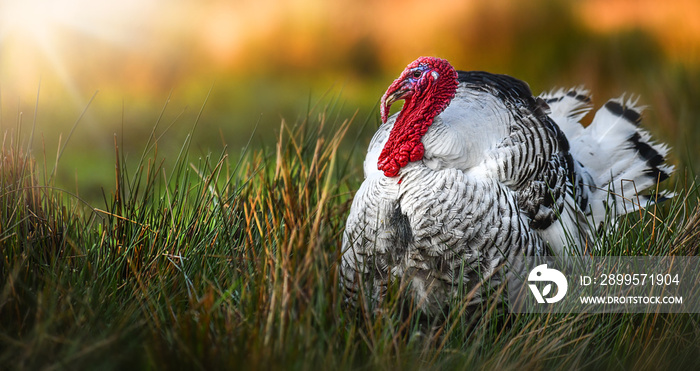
584, 96, 674, 220
541, 87, 593, 124
542, 89, 674, 223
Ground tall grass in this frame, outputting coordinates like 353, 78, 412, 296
2, 100, 700, 370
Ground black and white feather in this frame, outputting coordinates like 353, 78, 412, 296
341, 71, 674, 314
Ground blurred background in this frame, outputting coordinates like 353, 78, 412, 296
1, 0, 698, 202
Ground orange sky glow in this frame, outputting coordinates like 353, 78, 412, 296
0, 0, 698, 110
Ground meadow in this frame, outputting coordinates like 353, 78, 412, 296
2, 2, 700, 368
2, 89, 700, 369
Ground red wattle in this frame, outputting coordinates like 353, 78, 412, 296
377, 110, 430, 177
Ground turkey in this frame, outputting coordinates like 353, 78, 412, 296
340, 56, 673, 314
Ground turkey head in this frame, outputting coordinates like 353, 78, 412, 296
377, 57, 459, 177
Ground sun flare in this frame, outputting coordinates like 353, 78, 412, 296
0, 0, 163, 101
1, 0, 57, 45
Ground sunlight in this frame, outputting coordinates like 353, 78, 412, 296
0, 0, 164, 102
1, 0, 55, 45
0, 0, 698, 122
1, 0, 162, 46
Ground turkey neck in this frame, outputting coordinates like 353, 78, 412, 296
377, 99, 436, 178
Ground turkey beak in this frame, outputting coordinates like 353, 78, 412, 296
380, 81, 412, 124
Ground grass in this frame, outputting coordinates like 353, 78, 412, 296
2, 97, 700, 370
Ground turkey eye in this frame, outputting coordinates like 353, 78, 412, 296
412, 70, 422, 78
